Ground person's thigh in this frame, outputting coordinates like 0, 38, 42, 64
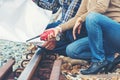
96, 14, 120, 49
88, 12, 120, 49
66, 37, 91, 60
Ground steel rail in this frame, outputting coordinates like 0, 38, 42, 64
17, 47, 44, 80
0, 59, 15, 80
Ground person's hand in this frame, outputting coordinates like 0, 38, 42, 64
40, 27, 61, 41
42, 41, 56, 50
40, 28, 55, 41
73, 17, 83, 40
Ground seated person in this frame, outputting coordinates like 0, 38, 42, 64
40, 0, 120, 75
33, 0, 87, 57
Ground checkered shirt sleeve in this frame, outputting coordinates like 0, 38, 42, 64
62, 0, 81, 23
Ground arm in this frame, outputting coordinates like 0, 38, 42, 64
33, 0, 60, 11
41, 0, 110, 41
59, 0, 88, 31
60, 0, 110, 31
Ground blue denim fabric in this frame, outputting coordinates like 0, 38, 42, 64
45, 20, 70, 55
46, 21, 87, 56
34, 0, 86, 56
66, 12, 120, 61
66, 37, 91, 60
86, 12, 120, 62
42, 0, 83, 56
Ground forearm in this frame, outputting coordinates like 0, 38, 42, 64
57, 0, 87, 32
59, 16, 78, 32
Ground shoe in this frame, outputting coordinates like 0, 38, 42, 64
80, 60, 108, 75
107, 55, 120, 73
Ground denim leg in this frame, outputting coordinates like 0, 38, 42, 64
46, 21, 87, 56
86, 12, 120, 62
103, 39, 116, 62
66, 37, 91, 60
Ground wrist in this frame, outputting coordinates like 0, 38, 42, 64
79, 17, 83, 23
78, 17, 83, 23
56, 26, 62, 33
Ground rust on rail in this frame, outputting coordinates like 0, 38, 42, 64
50, 59, 62, 80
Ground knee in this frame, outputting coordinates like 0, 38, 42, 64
86, 12, 101, 31
66, 44, 75, 58
86, 12, 101, 24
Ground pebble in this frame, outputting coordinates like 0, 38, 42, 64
0, 39, 33, 71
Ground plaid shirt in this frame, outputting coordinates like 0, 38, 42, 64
33, 0, 81, 22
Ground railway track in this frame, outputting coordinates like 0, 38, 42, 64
0, 46, 66, 80
0, 45, 120, 80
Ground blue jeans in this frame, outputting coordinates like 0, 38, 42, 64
66, 37, 91, 60
46, 20, 87, 56
85, 12, 120, 62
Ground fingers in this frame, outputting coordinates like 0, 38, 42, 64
73, 22, 82, 40
73, 27, 77, 40
77, 25, 82, 34
47, 32, 55, 41
40, 29, 56, 41
47, 28, 60, 41
45, 41, 56, 50
42, 41, 49, 47
42, 41, 56, 50
73, 23, 80, 40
